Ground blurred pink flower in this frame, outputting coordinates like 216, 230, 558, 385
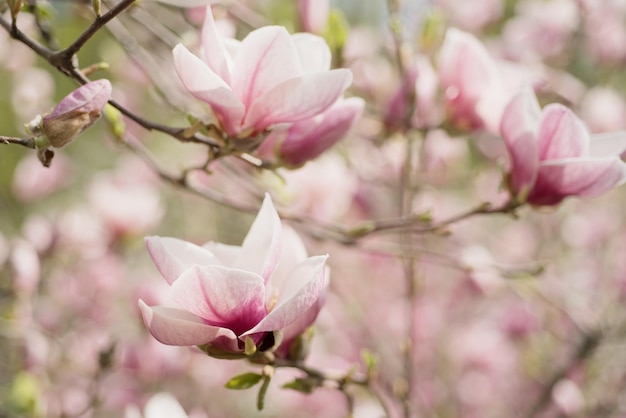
501, 0, 579, 61
12, 152, 72, 201
89, 172, 163, 237
259, 97, 364, 167
174, 7, 352, 137
434, 0, 503, 32
580, 87, 626, 133
501, 88, 626, 206
298, 0, 329, 34
384, 54, 440, 131
126, 392, 189, 418
139, 195, 329, 356
438, 28, 529, 133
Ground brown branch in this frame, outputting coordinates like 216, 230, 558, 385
0, 136, 36, 149
50, 0, 137, 70
0, 6, 220, 148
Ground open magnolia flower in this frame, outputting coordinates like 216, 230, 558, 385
173, 7, 352, 137
139, 195, 329, 358
501, 87, 626, 206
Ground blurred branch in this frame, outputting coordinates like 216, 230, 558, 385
523, 329, 603, 418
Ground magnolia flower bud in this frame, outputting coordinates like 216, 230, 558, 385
39, 79, 112, 148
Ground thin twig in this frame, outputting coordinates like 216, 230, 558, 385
0, 136, 36, 149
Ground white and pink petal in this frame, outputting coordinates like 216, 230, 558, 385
537, 104, 590, 161
168, 265, 267, 336
243, 69, 352, 131
235, 194, 282, 283
500, 88, 541, 197
242, 255, 328, 336
145, 236, 221, 285
139, 300, 239, 349
231, 26, 303, 108
200, 7, 234, 84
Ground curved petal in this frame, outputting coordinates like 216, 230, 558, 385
280, 96, 364, 166
499, 88, 541, 196
529, 157, 626, 205
537, 104, 590, 161
139, 300, 239, 349
279, 266, 329, 344
231, 26, 303, 108
244, 69, 352, 131
200, 6, 233, 84
291, 33, 331, 73
242, 255, 328, 336
236, 194, 282, 283
589, 132, 626, 158
47, 79, 112, 119
168, 265, 267, 336
264, 225, 309, 306
438, 28, 497, 103
145, 236, 221, 285
173, 44, 245, 134
202, 242, 242, 267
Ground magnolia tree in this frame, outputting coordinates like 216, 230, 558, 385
3, 0, 626, 417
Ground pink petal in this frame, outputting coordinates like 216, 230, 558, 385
280, 96, 364, 166
200, 7, 232, 84
202, 242, 242, 267
242, 255, 328, 336
537, 104, 590, 161
500, 88, 541, 196
173, 44, 245, 134
264, 225, 309, 306
235, 194, 282, 283
278, 266, 329, 345
438, 28, 496, 104
588, 132, 626, 158
168, 265, 267, 336
231, 26, 303, 108
145, 236, 221, 285
46, 79, 112, 119
139, 300, 239, 348
244, 69, 352, 131
529, 157, 626, 205
291, 33, 331, 73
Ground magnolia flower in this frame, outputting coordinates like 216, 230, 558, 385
173, 7, 352, 137
259, 97, 364, 167
501, 88, 626, 206
438, 28, 530, 133
139, 195, 329, 357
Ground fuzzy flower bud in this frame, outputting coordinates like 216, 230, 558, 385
32, 80, 112, 148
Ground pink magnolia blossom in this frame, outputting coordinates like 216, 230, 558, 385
501, 88, 626, 206
259, 97, 364, 167
438, 28, 530, 133
139, 195, 329, 357
173, 7, 352, 137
